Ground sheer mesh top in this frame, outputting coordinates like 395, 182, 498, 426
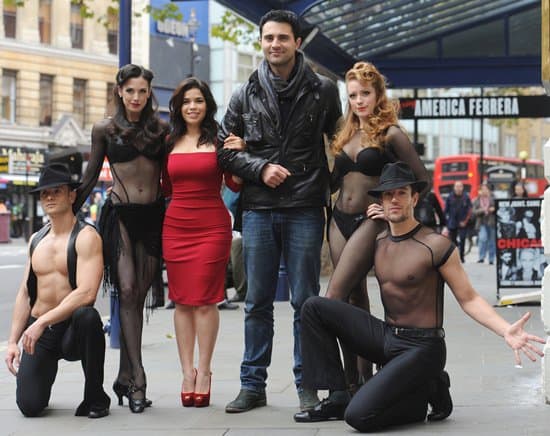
74, 118, 167, 210
374, 224, 455, 329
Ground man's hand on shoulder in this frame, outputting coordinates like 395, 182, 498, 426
367, 203, 385, 221
261, 163, 291, 188
5, 342, 21, 375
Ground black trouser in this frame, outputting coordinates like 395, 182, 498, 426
301, 297, 446, 432
16, 307, 110, 417
448, 228, 466, 261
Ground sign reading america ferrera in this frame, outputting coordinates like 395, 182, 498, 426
399, 95, 550, 119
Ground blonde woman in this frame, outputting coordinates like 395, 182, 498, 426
325, 62, 429, 390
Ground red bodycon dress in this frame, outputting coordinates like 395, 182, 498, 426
162, 152, 232, 306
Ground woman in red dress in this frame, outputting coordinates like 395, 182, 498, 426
162, 78, 241, 408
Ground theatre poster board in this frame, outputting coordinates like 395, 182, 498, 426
495, 198, 546, 294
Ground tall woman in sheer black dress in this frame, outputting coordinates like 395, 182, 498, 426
74, 64, 167, 413
326, 62, 429, 389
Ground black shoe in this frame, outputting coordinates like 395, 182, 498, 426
218, 299, 239, 310
225, 389, 267, 413
427, 370, 453, 421
165, 301, 175, 310
113, 380, 152, 407
294, 397, 347, 422
88, 407, 110, 419
128, 383, 147, 414
477, 259, 484, 263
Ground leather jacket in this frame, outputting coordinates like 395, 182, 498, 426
217, 63, 341, 210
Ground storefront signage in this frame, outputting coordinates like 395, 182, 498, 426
0, 147, 46, 175
150, 0, 208, 45
399, 95, 550, 119
0, 156, 8, 173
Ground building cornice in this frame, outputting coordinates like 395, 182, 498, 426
0, 39, 118, 66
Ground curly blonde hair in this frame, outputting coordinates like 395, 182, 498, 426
331, 62, 399, 155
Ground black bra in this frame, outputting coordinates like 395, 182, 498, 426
106, 134, 164, 164
334, 146, 390, 177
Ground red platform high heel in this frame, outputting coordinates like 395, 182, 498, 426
181, 368, 197, 407
194, 372, 211, 408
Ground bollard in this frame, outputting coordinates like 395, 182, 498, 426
275, 257, 290, 301
109, 290, 121, 349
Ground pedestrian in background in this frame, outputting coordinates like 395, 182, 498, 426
444, 181, 472, 263
415, 190, 446, 232
473, 183, 496, 264
512, 182, 529, 198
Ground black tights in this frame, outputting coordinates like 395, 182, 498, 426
16, 307, 110, 417
328, 216, 386, 386
116, 225, 159, 399
301, 297, 446, 432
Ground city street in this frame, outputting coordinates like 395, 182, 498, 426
0, 238, 549, 434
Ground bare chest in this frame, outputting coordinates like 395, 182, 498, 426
32, 235, 69, 277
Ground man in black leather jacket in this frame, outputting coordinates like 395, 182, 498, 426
217, 9, 341, 415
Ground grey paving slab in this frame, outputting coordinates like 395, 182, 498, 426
0, 246, 549, 435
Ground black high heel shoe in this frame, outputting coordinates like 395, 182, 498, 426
128, 383, 148, 414
113, 381, 152, 408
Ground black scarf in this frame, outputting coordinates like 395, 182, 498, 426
257, 51, 306, 131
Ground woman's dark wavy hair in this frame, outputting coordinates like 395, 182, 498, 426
108, 64, 164, 148
167, 77, 218, 151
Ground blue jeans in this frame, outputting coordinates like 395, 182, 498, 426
241, 207, 325, 393
477, 224, 496, 263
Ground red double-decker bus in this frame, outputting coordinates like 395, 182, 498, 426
433, 154, 545, 206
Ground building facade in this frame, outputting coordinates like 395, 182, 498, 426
0, 0, 118, 235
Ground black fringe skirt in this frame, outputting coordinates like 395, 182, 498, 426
98, 197, 165, 297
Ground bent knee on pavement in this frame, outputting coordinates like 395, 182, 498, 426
17, 397, 47, 417
344, 406, 381, 433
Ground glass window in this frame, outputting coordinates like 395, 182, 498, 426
107, 9, 118, 55
70, 4, 83, 49
38, 0, 52, 44
443, 20, 504, 57
39, 74, 53, 126
530, 136, 538, 160
73, 78, 86, 128
3, 0, 16, 38
237, 53, 255, 83
1, 69, 17, 123
503, 135, 517, 157
509, 8, 540, 56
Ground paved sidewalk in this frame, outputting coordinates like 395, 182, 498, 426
0, 249, 549, 435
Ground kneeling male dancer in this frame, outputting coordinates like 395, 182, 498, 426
295, 161, 544, 432
5, 163, 110, 418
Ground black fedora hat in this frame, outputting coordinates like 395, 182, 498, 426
368, 161, 427, 197
29, 163, 81, 193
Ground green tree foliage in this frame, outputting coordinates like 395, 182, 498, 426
211, 10, 260, 51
